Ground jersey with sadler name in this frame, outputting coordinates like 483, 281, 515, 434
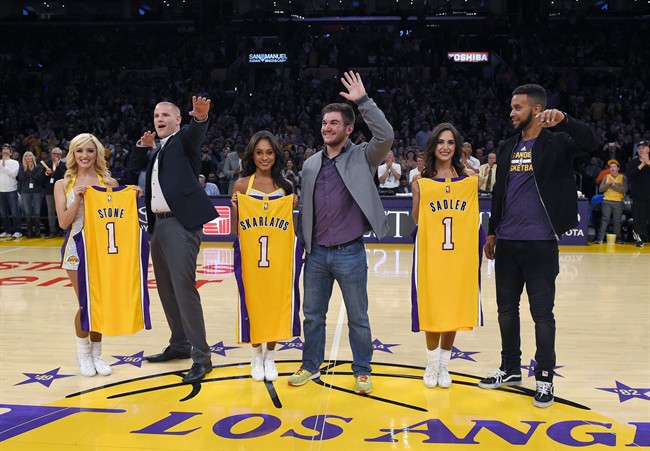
412, 176, 483, 332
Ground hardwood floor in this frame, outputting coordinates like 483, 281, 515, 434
1, 238, 648, 450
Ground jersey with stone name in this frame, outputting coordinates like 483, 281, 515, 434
75, 185, 151, 336
411, 176, 483, 332
233, 193, 302, 344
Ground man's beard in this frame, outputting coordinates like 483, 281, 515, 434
515, 112, 533, 133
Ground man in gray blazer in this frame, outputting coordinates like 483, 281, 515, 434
128, 96, 217, 384
288, 71, 394, 394
222, 144, 245, 195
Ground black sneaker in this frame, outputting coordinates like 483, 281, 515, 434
478, 368, 522, 389
635, 240, 644, 248
533, 380, 554, 408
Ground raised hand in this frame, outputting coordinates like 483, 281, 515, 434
339, 71, 367, 103
190, 96, 211, 121
140, 130, 157, 148
536, 109, 565, 128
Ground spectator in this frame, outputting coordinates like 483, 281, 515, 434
17, 151, 47, 237
461, 142, 480, 174
0, 144, 21, 238
409, 153, 425, 183
224, 144, 245, 195
42, 147, 66, 237
282, 158, 301, 194
627, 140, 650, 247
594, 160, 628, 244
415, 122, 432, 150
402, 149, 418, 174
478, 152, 497, 193
199, 174, 220, 196
111, 158, 132, 186
377, 151, 401, 195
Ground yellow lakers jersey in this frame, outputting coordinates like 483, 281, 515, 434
234, 193, 302, 344
412, 176, 482, 332
76, 185, 151, 336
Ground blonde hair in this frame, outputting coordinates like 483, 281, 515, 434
64, 133, 114, 192
22, 151, 36, 171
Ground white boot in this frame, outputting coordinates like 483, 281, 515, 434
91, 342, 112, 376
263, 348, 278, 381
438, 348, 452, 388
438, 364, 452, 388
251, 347, 264, 381
423, 361, 438, 388
76, 336, 96, 377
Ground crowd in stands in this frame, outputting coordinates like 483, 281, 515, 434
0, 16, 648, 240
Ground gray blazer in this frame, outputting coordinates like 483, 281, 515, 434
222, 151, 241, 195
299, 95, 394, 253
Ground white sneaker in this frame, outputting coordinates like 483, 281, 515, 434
251, 355, 264, 381
438, 365, 452, 388
12, 232, 22, 239
93, 356, 113, 376
264, 357, 278, 381
423, 362, 438, 388
0, 232, 9, 238
77, 353, 96, 377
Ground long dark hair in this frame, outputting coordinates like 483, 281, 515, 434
421, 122, 466, 178
242, 130, 293, 194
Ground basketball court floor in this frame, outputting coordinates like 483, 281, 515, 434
1, 238, 648, 450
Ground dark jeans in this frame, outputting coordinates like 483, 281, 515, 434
632, 198, 650, 241
0, 191, 20, 233
495, 239, 559, 381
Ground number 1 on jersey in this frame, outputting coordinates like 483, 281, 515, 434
106, 222, 118, 254
258, 235, 270, 267
442, 217, 454, 250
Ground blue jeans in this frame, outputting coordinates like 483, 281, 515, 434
302, 239, 373, 376
495, 239, 558, 381
21, 192, 42, 218
0, 191, 20, 233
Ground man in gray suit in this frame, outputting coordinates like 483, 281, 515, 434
288, 71, 394, 394
128, 96, 218, 384
223, 143, 245, 195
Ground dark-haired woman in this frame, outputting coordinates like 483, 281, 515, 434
231, 131, 301, 383
411, 122, 482, 389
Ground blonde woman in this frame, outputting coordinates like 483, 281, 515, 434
54, 133, 118, 377
17, 150, 46, 237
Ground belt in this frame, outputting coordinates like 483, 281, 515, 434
318, 237, 363, 249
155, 211, 174, 219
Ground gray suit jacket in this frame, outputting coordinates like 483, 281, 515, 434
222, 151, 241, 195
299, 95, 394, 253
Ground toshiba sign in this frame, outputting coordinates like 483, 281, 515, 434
448, 52, 489, 62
